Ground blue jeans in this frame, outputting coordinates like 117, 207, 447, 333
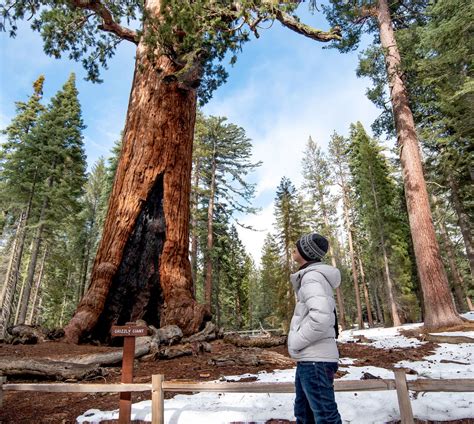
294, 361, 342, 424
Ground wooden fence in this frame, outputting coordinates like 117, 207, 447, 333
1, 370, 474, 424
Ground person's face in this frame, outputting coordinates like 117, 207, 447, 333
292, 246, 306, 265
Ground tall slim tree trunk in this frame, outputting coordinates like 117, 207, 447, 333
0, 212, 26, 338
328, 245, 346, 329
78, 214, 96, 301
64, 41, 208, 343
323, 213, 346, 329
190, 156, 201, 295
0, 176, 36, 337
28, 245, 48, 325
204, 159, 216, 311
434, 205, 469, 311
368, 163, 401, 326
17, 191, 49, 324
380, 240, 401, 326
376, 0, 462, 329
448, 176, 474, 278
342, 195, 363, 329
59, 270, 72, 328
358, 256, 374, 327
374, 282, 384, 324
215, 262, 221, 327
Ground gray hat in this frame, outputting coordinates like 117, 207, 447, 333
296, 233, 329, 261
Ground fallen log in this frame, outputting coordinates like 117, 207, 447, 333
209, 348, 294, 368
154, 341, 212, 360
182, 322, 218, 344
426, 334, 474, 344
0, 358, 106, 381
149, 325, 183, 345
52, 337, 153, 366
224, 333, 287, 348
6, 324, 46, 344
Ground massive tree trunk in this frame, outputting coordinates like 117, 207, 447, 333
64, 40, 209, 343
376, 0, 462, 329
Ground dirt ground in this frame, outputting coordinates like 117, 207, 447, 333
0, 339, 472, 424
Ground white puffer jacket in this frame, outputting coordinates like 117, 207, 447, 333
287, 262, 341, 362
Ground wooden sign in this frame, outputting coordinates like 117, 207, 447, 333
111, 323, 148, 424
111, 325, 148, 337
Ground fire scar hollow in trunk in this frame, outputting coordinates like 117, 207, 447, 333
64, 49, 209, 343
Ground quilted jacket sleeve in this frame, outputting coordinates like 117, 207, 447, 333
287, 272, 334, 352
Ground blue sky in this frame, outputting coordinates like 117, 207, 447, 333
0, 7, 380, 262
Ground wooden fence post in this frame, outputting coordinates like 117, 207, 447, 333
111, 323, 148, 424
152, 374, 164, 424
0, 376, 6, 409
394, 369, 414, 424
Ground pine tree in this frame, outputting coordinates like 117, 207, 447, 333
257, 233, 283, 328
356, 0, 473, 283
76, 158, 108, 301
0, 76, 46, 337
16, 73, 87, 324
328, 131, 364, 328
301, 136, 347, 328
216, 224, 253, 330
348, 122, 419, 325
193, 114, 260, 313
417, 0, 474, 279
323, 0, 463, 328
274, 177, 307, 328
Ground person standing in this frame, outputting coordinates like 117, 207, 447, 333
288, 232, 342, 424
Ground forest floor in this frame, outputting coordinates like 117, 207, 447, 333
0, 325, 473, 424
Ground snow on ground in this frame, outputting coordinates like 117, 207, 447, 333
78, 319, 474, 424
338, 322, 425, 349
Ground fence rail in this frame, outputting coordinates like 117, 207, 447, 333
1, 371, 474, 424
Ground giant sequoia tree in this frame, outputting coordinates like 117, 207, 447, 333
2, 1, 341, 342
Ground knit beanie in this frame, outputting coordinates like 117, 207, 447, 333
296, 233, 329, 262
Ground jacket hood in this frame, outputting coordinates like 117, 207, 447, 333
291, 263, 341, 291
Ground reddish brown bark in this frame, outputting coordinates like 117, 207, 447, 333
64, 42, 209, 343
376, 0, 462, 329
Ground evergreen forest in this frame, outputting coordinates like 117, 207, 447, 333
0, 0, 472, 340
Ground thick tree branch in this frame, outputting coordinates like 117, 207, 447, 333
71, 0, 138, 44
275, 10, 342, 42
